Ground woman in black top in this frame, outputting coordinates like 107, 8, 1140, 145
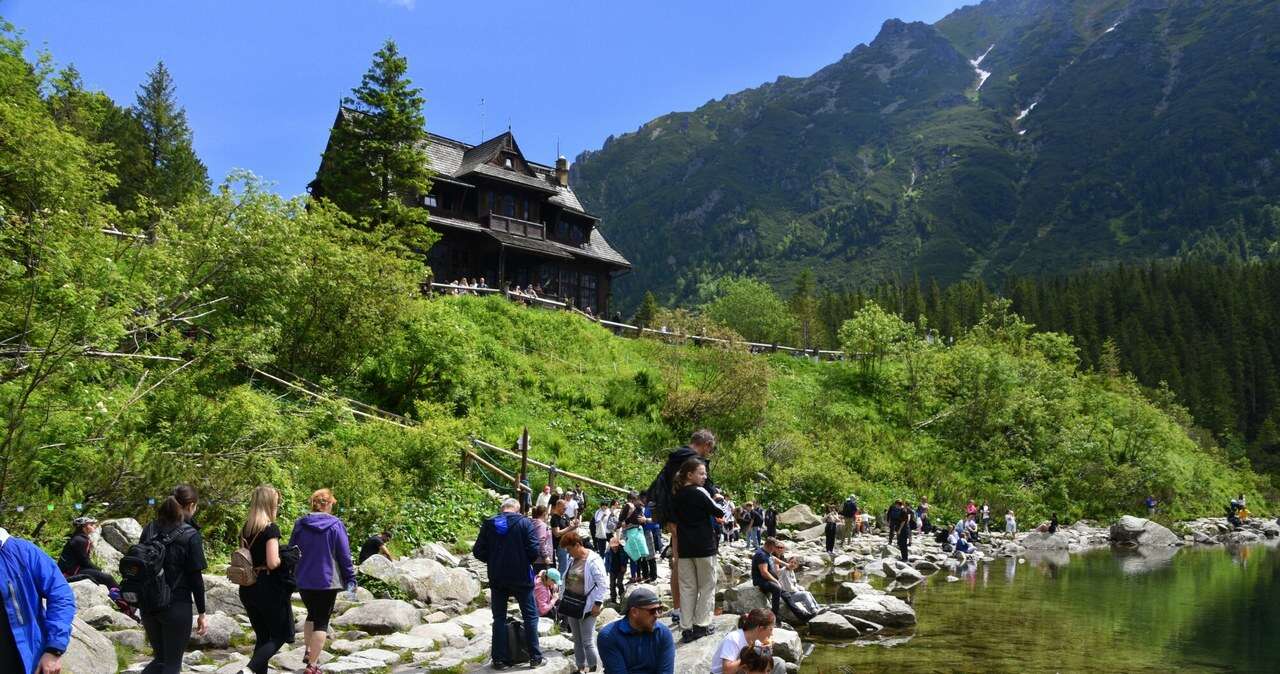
671, 458, 724, 641
139, 484, 207, 674
239, 485, 295, 674
57, 517, 118, 589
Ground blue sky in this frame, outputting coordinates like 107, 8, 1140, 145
6, 0, 972, 196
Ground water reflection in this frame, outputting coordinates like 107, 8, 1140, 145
803, 543, 1280, 673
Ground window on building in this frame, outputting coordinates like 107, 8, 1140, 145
555, 219, 569, 241
502, 195, 516, 217
560, 269, 580, 304
579, 273, 598, 312
504, 157, 514, 169
424, 194, 438, 208
484, 191, 494, 214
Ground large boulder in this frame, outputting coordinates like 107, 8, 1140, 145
409, 620, 467, 646
188, 612, 244, 649
794, 523, 827, 541
80, 604, 137, 630
831, 594, 916, 628
69, 579, 114, 612
99, 518, 143, 551
807, 612, 861, 639
202, 574, 246, 617
359, 555, 481, 606
63, 618, 116, 674
674, 614, 740, 674
771, 627, 803, 664
1021, 532, 1069, 550
332, 599, 422, 634
719, 581, 805, 625
777, 505, 822, 529
1109, 516, 1179, 547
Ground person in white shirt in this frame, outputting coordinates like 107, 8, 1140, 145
592, 503, 612, 552
711, 609, 787, 674
1005, 510, 1017, 538
535, 486, 552, 510
720, 496, 737, 543
564, 492, 580, 520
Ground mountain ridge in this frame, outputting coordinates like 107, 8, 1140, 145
572, 0, 1280, 312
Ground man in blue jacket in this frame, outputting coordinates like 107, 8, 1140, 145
1, 527, 76, 674
473, 498, 543, 669
598, 587, 674, 674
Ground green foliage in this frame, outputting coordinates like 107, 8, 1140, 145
634, 291, 659, 329
703, 277, 797, 345
314, 39, 434, 248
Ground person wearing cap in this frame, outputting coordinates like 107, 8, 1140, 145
473, 498, 544, 669
598, 588, 674, 674
534, 568, 561, 617
1, 526, 76, 674
57, 517, 119, 590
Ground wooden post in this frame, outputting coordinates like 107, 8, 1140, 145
518, 427, 530, 513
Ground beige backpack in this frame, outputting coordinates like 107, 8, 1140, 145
226, 532, 260, 587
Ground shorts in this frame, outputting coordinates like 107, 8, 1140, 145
299, 589, 340, 631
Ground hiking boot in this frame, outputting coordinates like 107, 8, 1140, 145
492, 661, 512, 671
528, 656, 546, 668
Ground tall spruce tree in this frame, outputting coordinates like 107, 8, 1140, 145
789, 269, 819, 350
133, 61, 208, 208
316, 39, 431, 237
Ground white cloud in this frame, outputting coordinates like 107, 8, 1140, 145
380, 0, 416, 9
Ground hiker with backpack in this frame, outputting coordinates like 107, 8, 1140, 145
129, 485, 208, 674
840, 495, 857, 546
671, 458, 724, 643
822, 505, 839, 554
473, 498, 544, 670
0, 526, 76, 674
231, 485, 295, 674
290, 488, 357, 674
648, 428, 718, 624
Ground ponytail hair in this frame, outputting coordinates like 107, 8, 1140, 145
738, 608, 775, 631
157, 496, 185, 527
157, 484, 199, 527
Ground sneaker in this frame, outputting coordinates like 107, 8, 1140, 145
681, 629, 701, 644
492, 662, 512, 671
528, 657, 546, 668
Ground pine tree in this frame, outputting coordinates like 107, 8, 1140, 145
315, 39, 431, 238
48, 65, 151, 211
133, 61, 209, 208
634, 291, 659, 329
789, 268, 819, 349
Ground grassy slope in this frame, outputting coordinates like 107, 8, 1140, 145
430, 295, 1261, 524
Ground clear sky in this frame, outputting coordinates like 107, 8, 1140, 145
5, 0, 972, 197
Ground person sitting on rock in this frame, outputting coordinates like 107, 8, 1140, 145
774, 549, 819, 620
751, 538, 785, 626
57, 516, 132, 618
712, 609, 787, 674
598, 587, 674, 674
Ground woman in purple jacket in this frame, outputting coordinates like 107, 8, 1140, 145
290, 488, 356, 674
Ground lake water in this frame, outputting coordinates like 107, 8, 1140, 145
801, 542, 1280, 673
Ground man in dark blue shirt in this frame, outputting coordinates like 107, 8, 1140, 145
599, 588, 674, 674
751, 538, 783, 625
473, 498, 543, 669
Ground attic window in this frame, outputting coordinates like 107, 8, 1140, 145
504, 157, 514, 169
423, 194, 438, 208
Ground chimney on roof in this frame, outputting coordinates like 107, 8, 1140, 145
555, 156, 570, 187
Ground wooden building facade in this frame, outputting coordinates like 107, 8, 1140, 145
313, 111, 631, 315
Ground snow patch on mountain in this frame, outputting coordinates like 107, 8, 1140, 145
1017, 102, 1039, 121
970, 44, 995, 90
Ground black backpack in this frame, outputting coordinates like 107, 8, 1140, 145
505, 617, 531, 663
119, 524, 192, 612
645, 467, 673, 526
841, 499, 857, 518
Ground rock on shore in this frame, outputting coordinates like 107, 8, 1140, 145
1110, 516, 1180, 547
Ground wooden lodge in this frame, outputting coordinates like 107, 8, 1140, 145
313, 110, 631, 315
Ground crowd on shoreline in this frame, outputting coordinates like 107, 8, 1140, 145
4, 426, 1271, 674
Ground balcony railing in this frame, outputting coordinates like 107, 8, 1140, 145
484, 212, 545, 240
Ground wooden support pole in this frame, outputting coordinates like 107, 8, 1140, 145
518, 427, 530, 513
473, 438, 629, 495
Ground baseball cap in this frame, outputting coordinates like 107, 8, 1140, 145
545, 568, 562, 585
625, 587, 665, 611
